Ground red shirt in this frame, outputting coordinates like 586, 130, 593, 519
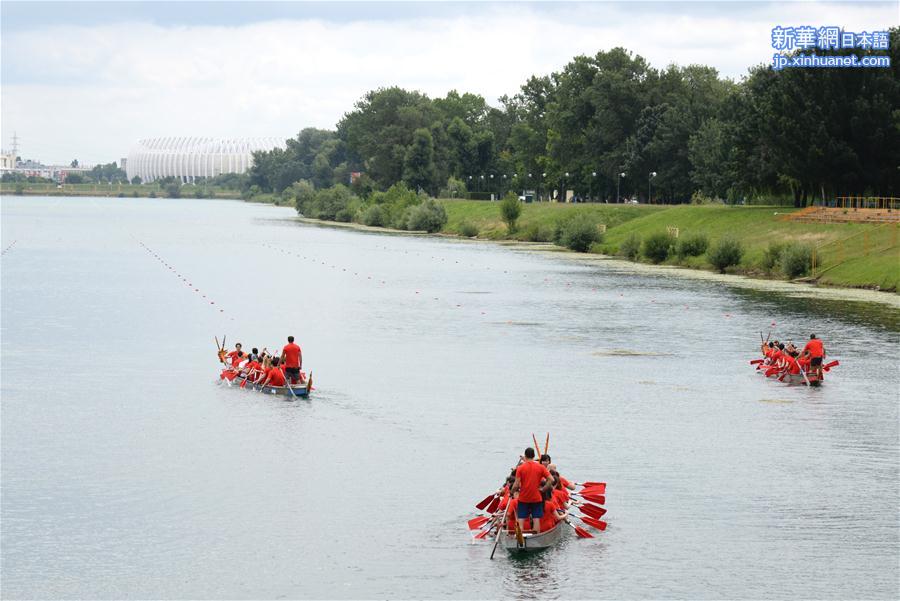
540, 500, 559, 532
226, 350, 244, 368
243, 361, 261, 379
506, 498, 519, 531
266, 367, 286, 387
282, 343, 302, 368
516, 461, 551, 503
783, 355, 800, 374
552, 488, 569, 508
803, 338, 824, 358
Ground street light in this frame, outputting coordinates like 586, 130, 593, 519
617, 172, 626, 203
563, 172, 569, 203
591, 171, 597, 203
648, 171, 657, 204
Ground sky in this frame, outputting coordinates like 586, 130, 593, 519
1, 1, 896, 165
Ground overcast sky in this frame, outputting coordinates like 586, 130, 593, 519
1, 1, 896, 165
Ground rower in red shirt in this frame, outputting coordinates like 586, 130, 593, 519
505, 495, 520, 532
261, 357, 286, 388
513, 447, 552, 533
241, 357, 263, 384
280, 335, 303, 384
802, 333, 826, 379
539, 493, 565, 532
225, 343, 245, 368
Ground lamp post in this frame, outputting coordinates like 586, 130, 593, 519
479, 174, 484, 195
591, 171, 596, 202
502, 173, 507, 197
490, 173, 495, 200
541, 172, 546, 202
617, 172, 626, 203
648, 171, 657, 204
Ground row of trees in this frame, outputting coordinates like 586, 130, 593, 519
248, 34, 898, 206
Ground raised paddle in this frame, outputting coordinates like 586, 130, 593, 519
563, 520, 593, 538
485, 495, 501, 514
544, 432, 550, 456
475, 493, 496, 511
532, 433, 541, 455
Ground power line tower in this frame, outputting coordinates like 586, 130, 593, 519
11, 132, 20, 157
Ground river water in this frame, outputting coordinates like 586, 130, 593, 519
2, 196, 898, 599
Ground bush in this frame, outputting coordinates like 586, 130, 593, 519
164, 183, 181, 198
458, 221, 479, 237
312, 185, 356, 221
780, 243, 813, 278
708, 236, 743, 272
761, 241, 786, 272
642, 231, 675, 263
439, 176, 467, 199
405, 198, 447, 233
362, 204, 386, 227
500, 192, 522, 233
292, 180, 316, 215
131, 191, 138, 198
148, 190, 157, 198
619, 233, 641, 260
523, 223, 555, 242
14, 183, 24, 195
557, 216, 602, 252
675, 232, 709, 258
117, 192, 125, 198
66, 174, 85, 184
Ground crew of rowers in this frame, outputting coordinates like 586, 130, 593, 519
493, 447, 576, 534
760, 333, 827, 379
220, 336, 305, 387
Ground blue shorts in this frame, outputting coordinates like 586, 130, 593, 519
516, 501, 544, 520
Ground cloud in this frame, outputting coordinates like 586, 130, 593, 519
1, 1, 895, 164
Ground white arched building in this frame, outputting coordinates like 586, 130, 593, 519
126, 137, 285, 183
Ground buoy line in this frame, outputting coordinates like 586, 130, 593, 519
139, 241, 231, 319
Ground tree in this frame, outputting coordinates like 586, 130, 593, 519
403, 128, 435, 193
499, 192, 522, 233
131, 176, 142, 185
70, 159, 79, 168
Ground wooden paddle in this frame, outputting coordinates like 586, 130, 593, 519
544, 433, 550, 456
490, 503, 514, 559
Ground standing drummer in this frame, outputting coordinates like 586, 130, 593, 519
802, 334, 826, 379
280, 335, 303, 385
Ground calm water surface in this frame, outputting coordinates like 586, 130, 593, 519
2, 197, 898, 599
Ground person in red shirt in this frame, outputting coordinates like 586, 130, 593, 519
782, 352, 801, 376
541, 457, 575, 492
261, 357, 286, 388
505, 495, 519, 533
225, 343, 245, 368
280, 335, 303, 384
513, 447, 552, 533
802, 334, 826, 379
539, 491, 566, 532
241, 357, 263, 384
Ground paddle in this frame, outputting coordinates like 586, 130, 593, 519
574, 502, 607, 519
575, 481, 606, 491
485, 495, 501, 514
468, 516, 490, 530
283, 369, 299, 400
563, 520, 593, 538
823, 360, 839, 371
544, 432, 550, 456
750, 359, 764, 365
572, 514, 608, 531
475, 493, 496, 511
490, 503, 514, 560
532, 433, 541, 455
572, 492, 605, 505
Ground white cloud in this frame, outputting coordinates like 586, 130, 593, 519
1, 2, 895, 164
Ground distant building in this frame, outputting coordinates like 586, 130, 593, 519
0, 151, 16, 170
126, 137, 285, 183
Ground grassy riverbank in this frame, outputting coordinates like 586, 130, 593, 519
0, 182, 244, 199
439, 200, 900, 292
